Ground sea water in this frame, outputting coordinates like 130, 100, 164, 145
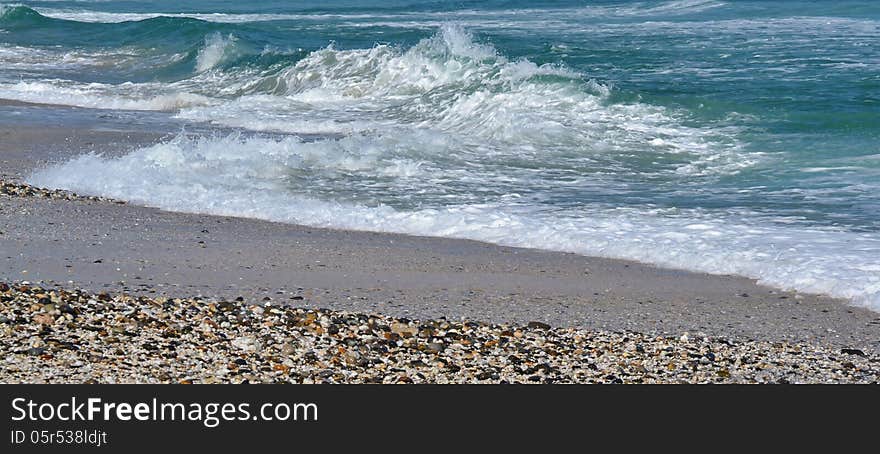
2, 1, 878, 308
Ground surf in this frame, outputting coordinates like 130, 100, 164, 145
6, 0, 880, 311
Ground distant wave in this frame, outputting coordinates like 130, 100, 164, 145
7, 1, 727, 25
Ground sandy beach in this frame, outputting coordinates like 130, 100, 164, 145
2, 101, 879, 382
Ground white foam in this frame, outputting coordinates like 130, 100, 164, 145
0, 3, 22, 14
195, 33, 236, 73
172, 25, 749, 177
16, 19, 873, 307
0, 80, 216, 111
0, 23, 755, 179
32, 1, 727, 24
27, 133, 880, 311
0, 45, 147, 73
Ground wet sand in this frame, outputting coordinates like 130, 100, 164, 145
2, 102, 879, 354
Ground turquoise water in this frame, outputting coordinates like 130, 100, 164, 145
2, 1, 879, 307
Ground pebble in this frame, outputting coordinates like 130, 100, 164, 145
0, 282, 878, 384
231, 336, 259, 353
527, 321, 551, 330
0, 180, 123, 203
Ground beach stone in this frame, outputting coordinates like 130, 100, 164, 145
231, 336, 259, 352
0, 281, 879, 384
280, 343, 296, 356
391, 322, 417, 337
343, 350, 360, 365
528, 321, 551, 330
33, 313, 55, 325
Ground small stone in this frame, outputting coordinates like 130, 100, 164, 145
231, 336, 259, 353
0, 280, 877, 384
343, 350, 360, 365
527, 321, 551, 330
280, 343, 296, 356
391, 322, 417, 337
33, 313, 55, 325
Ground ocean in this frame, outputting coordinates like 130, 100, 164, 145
1, 1, 878, 308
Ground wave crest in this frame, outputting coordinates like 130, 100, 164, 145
0, 4, 43, 23
181, 24, 742, 173
195, 32, 239, 73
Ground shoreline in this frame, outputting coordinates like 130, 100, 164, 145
3, 180, 879, 354
2, 103, 880, 370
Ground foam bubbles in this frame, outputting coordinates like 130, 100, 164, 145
171, 25, 748, 177
30, 0, 727, 25
15, 17, 880, 311
27, 133, 880, 310
0, 80, 215, 111
196, 33, 237, 73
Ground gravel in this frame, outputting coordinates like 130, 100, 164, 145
2, 282, 877, 384
1, 180, 123, 203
